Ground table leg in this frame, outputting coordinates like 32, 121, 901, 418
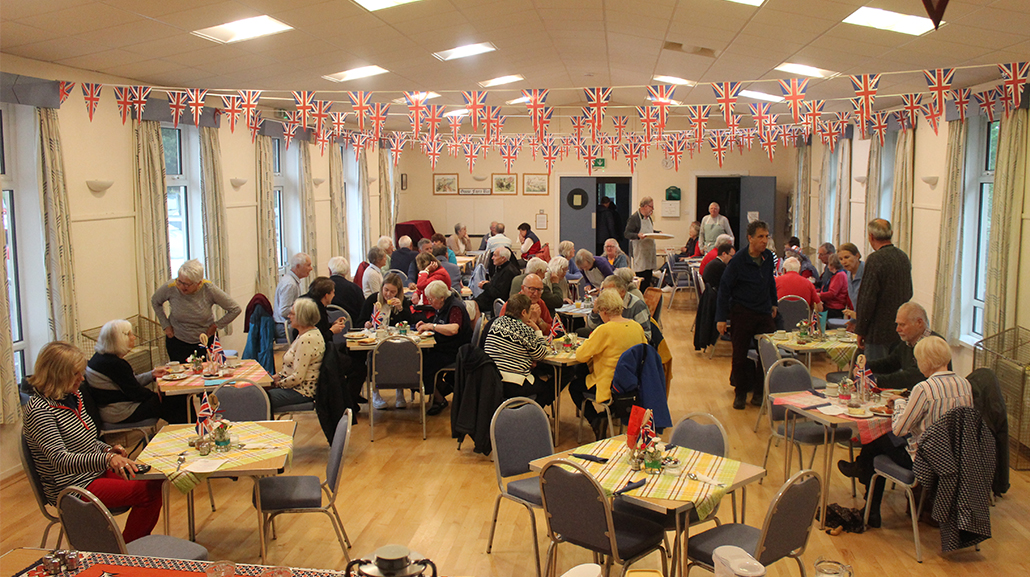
162, 481, 171, 535
187, 490, 196, 541
551, 364, 562, 446
673, 508, 684, 577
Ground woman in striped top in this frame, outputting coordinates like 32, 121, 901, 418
484, 294, 554, 406
23, 341, 163, 543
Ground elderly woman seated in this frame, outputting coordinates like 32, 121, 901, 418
603, 238, 628, 269
447, 223, 472, 256
268, 298, 324, 412
558, 240, 582, 282
484, 294, 555, 406
569, 288, 647, 440
416, 280, 472, 416
86, 320, 187, 425
24, 342, 163, 543
574, 248, 615, 292
547, 256, 572, 304
413, 251, 452, 306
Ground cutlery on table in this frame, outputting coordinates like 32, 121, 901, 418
174, 452, 187, 473
687, 472, 725, 486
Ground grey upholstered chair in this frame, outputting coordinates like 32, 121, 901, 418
19, 436, 64, 548
486, 397, 554, 577
256, 410, 353, 565
205, 379, 271, 511
864, 455, 927, 562
327, 305, 353, 343
368, 336, 424, 441
57, 486, 208, 560
777, 295, 811, 330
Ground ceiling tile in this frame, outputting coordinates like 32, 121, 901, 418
152, 2, 262, 31
16, 3, 138, 32
761, 0, 856, 20
120, 33, 214, 57
3, 36, 106, 62
102, 58, 188, 80
672, 0, 757, 32
951, 7, 1030, 36
3, 0, 93, 21
72, 21, 185, 50
100, 0, 227, 19
926, 23, 1026, 50
55, 48, 148, 70
270, 1, 365, 28
0, 20, 46, 49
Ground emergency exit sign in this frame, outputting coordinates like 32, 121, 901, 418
592, 158, 606, 170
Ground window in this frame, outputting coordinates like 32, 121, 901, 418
877, 129, 899, 218
964, 117, 999, 337
823, 145, 841, 242
2, 188, 24, 380
342, 142, 365, 273
272, 137, 288, 268
162, 125, 201, 273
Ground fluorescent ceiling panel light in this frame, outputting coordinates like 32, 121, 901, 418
433, 42, 497, 61
443, 109, 469, 117
192, 15, 292, 44
843, 6, 937, 36
647, 96, 682, 106
478, 74, 524, 88
775, 62, 838, 78
652, 75, 696, 86
391, 92, 440, 104
321, 65, 389, 82
740, 90, 784, 103
352, 0, 423, 12
724, 0, 764, 6
506, 96, 531, 105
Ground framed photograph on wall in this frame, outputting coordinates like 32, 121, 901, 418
433, 173, 458, 195
523, 173, 548, 195
492, 173, 517, 195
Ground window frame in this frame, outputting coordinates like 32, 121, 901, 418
161, 123, 203, 273
961, 114, 998, 339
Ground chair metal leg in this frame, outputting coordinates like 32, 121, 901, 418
730, 491, 738, 523
759, 436, 774, 484
524, 504, 542, 577
486, 493, 503, 553
848, 442, 857, 498
330, 501, 352, 547
905, 486, 923, 563
544, 541, 558, 577
368, 382, 375, 442
752, 402, 765, 433
862, 472, 878, 528
324, 509, 352, 563
420, 385, 427, 441
794, 555, 808, 577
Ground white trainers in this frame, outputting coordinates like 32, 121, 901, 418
395, 390, 407, 409
372, 391, 387, 410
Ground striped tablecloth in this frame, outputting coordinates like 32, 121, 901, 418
565, 437, 740, 520
773, 392, 892, 444
159, 359, 270, 391
15, 551, 370, 577
773, 334, 858, 370
138, 421, 293, 494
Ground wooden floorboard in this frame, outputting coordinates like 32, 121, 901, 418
3, 303, 1029, 576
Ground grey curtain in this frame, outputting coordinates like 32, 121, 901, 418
358, 147, 372, 254
0, 221, 16, 423
891, 127, 915, 254
816, 143, 832, 246
984, 108, 1027, 337
378, 146, 397, 244
299, 142, 318, 268
37, 108, 80, 344
132, 120, 171, 324
199, 126, 232, 335
792, 141, 812, 246
255, 135, 278, 298
833, 139, 851, 247
932, 120, 968, 344
863, 138, 883, 256
329, 143, 348, 259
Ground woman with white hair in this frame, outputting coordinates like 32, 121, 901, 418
624, 196, 658, 289
268, 298, 325, 411
85, 320, 187, 424
151, 259, 241, 363
558, 240, 582, 282
547, 256, 572, 304
447, 223, 472, 256
417, 280, 472, 416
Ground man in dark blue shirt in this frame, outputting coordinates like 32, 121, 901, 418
717, 220, 778, 409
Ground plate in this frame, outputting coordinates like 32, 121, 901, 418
344, 331, 368, 339
846, 409, 873, 419
202, 374, 223, 380
419, 331, 435, 338
642, 232, 674, 239
870, 406, 892, 417
356, 337, 378, 345
163, 373, 188, 381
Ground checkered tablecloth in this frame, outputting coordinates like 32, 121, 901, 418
160, 359, 270, 391
563, 437, 740, 520
824, 340, 859, 370
775, 334, 857, 370
138, 421, 293, 494
773, 392, 892, 443
15, 552, 374, 577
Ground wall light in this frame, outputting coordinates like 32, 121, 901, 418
920, 175, 939, 188
854, 175, 868, 184
312, 177, 326, 186
86, 180, 114, 193
230, 178, 248, 188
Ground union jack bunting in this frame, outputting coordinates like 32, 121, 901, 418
292, 90, 315, 128
425, 139, 443, 170
494, 113, 506, 144
536, 107, 553, 140
282, 120, 298, 150
974, 89, 999, 122
687, 105, 710, 143
570, 115, 588, 143
446, 137, 462, 159
604, 133, 620, 160
900, 94, 922, 129
709, 132, 729, 168
647, 84, 676, 131
58, 81, 75, 104
369, 102, 390, 141
219, 95, 242, 133
541, 144, 560, 175
113, 87, 133, 124
462, 139, 482, 173
611, 115, 628, 143
500, 143, 518, 174
447, 112, 464, 141
759, 132, 776, 162
778, 78, 808, 123
196, 392, 214, 437
167, 92, 191, 129
483, 106, 501, 144
849, 73, 881, 118
238, 90, 262, 120
208, 336, 226, 363
950, 88, 971, 122
998, 62, 1029, 109
128, 86, 150, 123
803, 100, 824, 138
349, 132, 366, 160
996, 83, 1015, 117
922, 102, 943, 136
636, 106, 658, 143
403, 91, 428, 138
523, 89, 549, 133
660, 138, 684, 171
248, 110, 262, 143
347, 91, 371, 131
312, 128, 331, 155
81, 83, 102, 122
186, 88, 208, 126
712, 82, 742, 126
580, 143, 601, 175
548, 313, 565, 342
748, 103, 772, 138
583, 87, 612, 141
726, 113, 741, 135
869, 112, 890, 147
388, 132, 406, 166
461, 91, 488, 130
622, 141, 642, 173
310, 100, 332, 134
424, 105, 444, 142
923, 68, 954, 113
329, 111, 350, 136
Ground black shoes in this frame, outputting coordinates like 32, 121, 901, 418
837, 459, 862, 479
750, 393, 763, 406
426, 399, 449, 416
733, 392, 747, 410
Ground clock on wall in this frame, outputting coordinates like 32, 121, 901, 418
661, 157, 675, 170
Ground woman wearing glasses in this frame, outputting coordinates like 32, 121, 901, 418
151, 259, 241, 362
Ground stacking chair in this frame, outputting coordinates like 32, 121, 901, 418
486, 398, 554, 577
202, 379, 273, 511
863, 455, 927, 562
327, 304, 353, 338
777, 296, 810, 330
686, 470, 821, 576
20, 437, 64, 548
470, 315, 487, 349
388, 269, 408, 284
493, 298, 505, 319
99, 418, 159, 455
576, 390, 617, 444
540, 459, 669, 577
760, 359, 852, 483
368, 336, 424, 441
57, 486, 208, 560
256, 410, 353, 564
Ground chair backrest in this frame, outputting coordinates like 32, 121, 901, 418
470, 315, 487, 349
653, 268, 666, 290
669, 412, 728, 457
371, 336, 422, 390
539, 460, 619, 560
326, 307, 352, 344
324, 409, 353, 498
492, 298, 505, 318
19, 436, 59, 521
753, 470, 822, 566
765, 359, 813, 425
777, 296, 810, 329
57, 486, 127, 554
388, 269, 408, 284
756, 335, 782, 376
213, 379, 271, 421
490, 398, 554, 489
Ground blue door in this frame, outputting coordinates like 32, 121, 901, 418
559, 177, 596, 256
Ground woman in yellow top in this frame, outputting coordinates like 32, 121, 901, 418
570, 288, 647, 440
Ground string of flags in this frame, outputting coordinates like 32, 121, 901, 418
54, 63, 1026, 172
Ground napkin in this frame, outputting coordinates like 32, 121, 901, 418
183, 459, 225, 474
571, 453, 608, 463
614, 478, 646, 495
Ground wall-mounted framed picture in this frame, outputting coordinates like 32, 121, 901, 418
433, 173, 458, 195
492, 173, 517, 195
523, 173, 548, 195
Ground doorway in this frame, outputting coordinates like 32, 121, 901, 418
596, 177, 631, 255
696, 176, 776, 250
558, 176, 632, 258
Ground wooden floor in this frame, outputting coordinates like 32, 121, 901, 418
3, 303, 1029, 576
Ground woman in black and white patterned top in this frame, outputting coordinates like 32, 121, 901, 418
23, 341, 163, 543
268, 298, 325, 411
484, 294, 554, 406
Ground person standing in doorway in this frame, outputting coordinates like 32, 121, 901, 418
624, 196, 657, 290
700, 202, 733, 252
596, 196, 621, 255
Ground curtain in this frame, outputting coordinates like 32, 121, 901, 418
932, 120, 968, 344
255, 136, 278, 298
833, 139, 851, 247
0, 222, 17, 423
329, 143, 348, 259
358, 146, 372, 255
299, 142, 318, 268
198, 127, 232, 335
132, 121, 171, 318
983, 108, 1028, 337
816, 143, 832, 246
37, 108, 80, 344
891, 127, 915, 254
378, 146, 396, 244
792, 141, 812, 246
863, 138, 883, 256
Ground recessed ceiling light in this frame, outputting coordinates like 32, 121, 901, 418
652, 75, 696, 86
647, 96, 682, 106
506, 96, 531, 105
740, 90, 784, 103
443, 109, 469, 118
321, 65, 389, 82
724, 0, 764, 6
843, 7, 937, 36
192, 15, 293, 44
433, 42, 497, 61
391, 92, 440, 104
478, 74, 524, 88
352, 0, 423, 12
775, 63, 838, 78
